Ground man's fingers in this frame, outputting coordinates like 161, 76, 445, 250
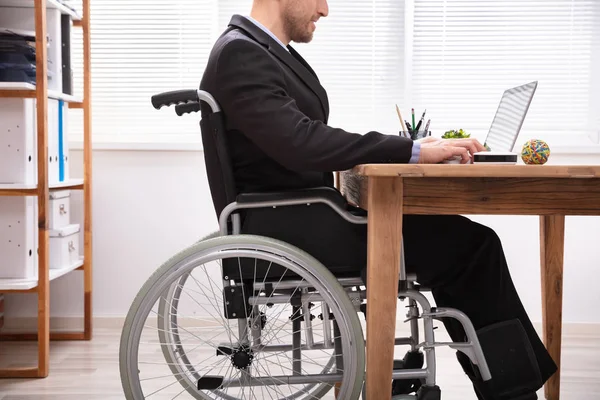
467, 140, 482, 155
454, 138, 486, 153
476, 141, 486, 152
448, 146, 469, 163
458, 147, 470, 163
457, 144, 476, 156
467, 138, 485, 152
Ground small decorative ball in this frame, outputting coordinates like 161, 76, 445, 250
521, 139, 550, 165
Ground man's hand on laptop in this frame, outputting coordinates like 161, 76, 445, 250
417, 137, 486, 164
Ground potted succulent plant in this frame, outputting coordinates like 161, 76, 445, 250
442, 129, 491, 150
442, 129, 470, 139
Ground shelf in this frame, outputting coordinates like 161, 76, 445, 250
50, 178, 84, 189
49, 90, 82, 103
0, 83, 83, 103
0, 186, 36, 196
0, 257, 84, 291
0, 183, 36, 191
0, 179, 85, 196
0, 82, 35, 90
0, 0, 81, 20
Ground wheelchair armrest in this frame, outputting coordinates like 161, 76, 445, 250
236, 187, 347, 208
219, 187, 366, 235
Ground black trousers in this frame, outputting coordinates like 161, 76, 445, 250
241, 202, 558, 398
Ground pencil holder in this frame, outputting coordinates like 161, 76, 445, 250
400, 130, 431, 140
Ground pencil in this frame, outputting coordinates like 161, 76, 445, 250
395, 104, 408, 133
415, 109, 426, 132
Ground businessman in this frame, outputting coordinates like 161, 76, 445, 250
199, 0, 557, 399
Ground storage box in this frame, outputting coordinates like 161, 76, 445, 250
0, 197, 38, 279
49, 190, 71, 230
49, 223, 80, 269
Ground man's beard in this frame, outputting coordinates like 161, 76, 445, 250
283, 6, 313, 43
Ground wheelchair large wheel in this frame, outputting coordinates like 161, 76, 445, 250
157, 232, 336, 400
120, 234, 365, 400
157, 273, 338, 400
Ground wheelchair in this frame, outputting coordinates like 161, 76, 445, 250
118, 89, 492, 400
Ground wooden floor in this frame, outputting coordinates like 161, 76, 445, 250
0, 322, 598, 399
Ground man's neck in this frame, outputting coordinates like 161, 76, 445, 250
249, 5, 290, 45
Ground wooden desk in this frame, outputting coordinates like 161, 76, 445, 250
340, 164, 600, 400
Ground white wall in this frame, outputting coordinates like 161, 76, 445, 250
5, 150, 600, 324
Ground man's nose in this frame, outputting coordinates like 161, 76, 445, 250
318, 0, 329, 17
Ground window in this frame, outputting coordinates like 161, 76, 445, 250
68, 0, 217, 147
291, 1, 405, 136
407, 0, 600, 149
67, 0, 599, 150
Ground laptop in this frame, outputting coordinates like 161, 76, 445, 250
473, 80, 538, 164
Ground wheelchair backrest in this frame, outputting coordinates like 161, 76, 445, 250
199, 100, 238, 221
150, 89, 238, 223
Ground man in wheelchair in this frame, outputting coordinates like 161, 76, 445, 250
139, 0, 558, 399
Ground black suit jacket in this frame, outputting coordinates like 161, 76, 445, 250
199, 15, 415, 196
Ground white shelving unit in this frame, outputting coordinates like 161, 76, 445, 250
0, 0, 92, 379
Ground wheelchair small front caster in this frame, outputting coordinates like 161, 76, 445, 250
416, 385, 441, 400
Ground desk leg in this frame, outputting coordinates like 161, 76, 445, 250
366, 177, 403, 400
540, 215, 565, 400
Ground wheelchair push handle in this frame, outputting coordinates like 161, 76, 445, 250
175, 102, 201, 116
151, 89, 198, 110
151, 89, 222, 114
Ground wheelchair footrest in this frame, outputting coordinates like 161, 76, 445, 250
197, 375, 224, 390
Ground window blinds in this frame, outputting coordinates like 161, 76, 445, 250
67, 0, 598, 147
68, 0, 405, 145
291, 0, 405, 136
68, 0, 217, 145
409, 0, 600, 146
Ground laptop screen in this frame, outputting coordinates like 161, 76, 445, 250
485, 81, 538, 152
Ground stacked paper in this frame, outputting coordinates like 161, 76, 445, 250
0, 28, 51, 85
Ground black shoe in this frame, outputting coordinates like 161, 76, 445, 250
416, 385, 441, 400
456, 319, 545, 400
391, 350, 424, 396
